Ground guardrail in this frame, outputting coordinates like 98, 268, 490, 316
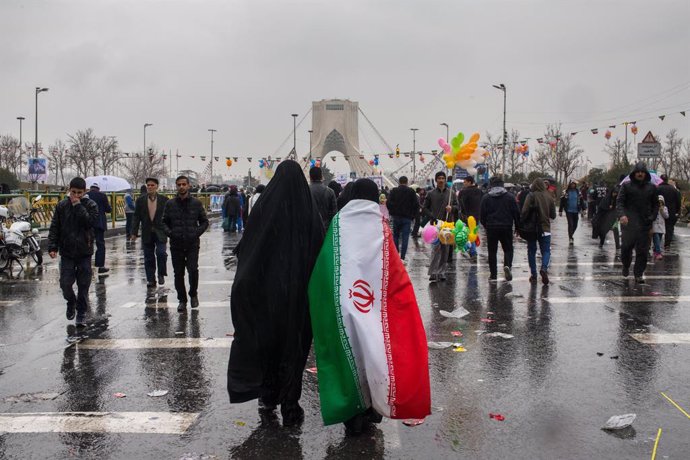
0, 192, 223, 230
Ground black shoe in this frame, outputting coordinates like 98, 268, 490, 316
177, 302, 187, 313
569, 238, 574, 245
635, 276, 646, 284
439, 275, 447, 281
190, 296, 199, 309
344, 413, 365, 436
489, 274, 497, 282
75, 315, 87, 327
529, 275, 537, 283
622, 266, 630, 278
540, 269, 549, 285
66, 303, 76, 320
158, 275, 165, 285
281, 403, 304, 427
146, 281, 156, 288
429, 275, 438, 283
504, 266, 512, 281
97, 267, 110, 274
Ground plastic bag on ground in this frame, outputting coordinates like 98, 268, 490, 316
601, 413, 636, 430
439, 307, 470, 319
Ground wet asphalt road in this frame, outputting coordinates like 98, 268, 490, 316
1, 218, 690, 459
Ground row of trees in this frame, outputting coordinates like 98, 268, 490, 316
0, 128, 167, 188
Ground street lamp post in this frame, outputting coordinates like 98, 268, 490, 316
440, 122, 449, 142
144, 123, 153, 160
291, 114, 298, 159
410, 128, 418, 183
308, 129, 313, 161
208, 129, 217, 184
492, 83, 507, 176
33, 87, 49, 189
17, 116, 25, 179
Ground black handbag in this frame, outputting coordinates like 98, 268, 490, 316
519, 197, 541, 241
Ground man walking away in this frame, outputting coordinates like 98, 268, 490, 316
386, 176, 418, 262
222, 186, 241, 233
459, 176, 483, 261
423, 171, 458, 282
130, 178, 169, 288
521, 178, 556, 285
86, 183, 112, 274
124, 189, 135, 238
309, 166, 337, 230
163, 176, 210, 312
480, 177, 520, 282
657, 174, 681, 249
559, 181, 585, 244
48, 177, 99, 326
617, 162, 659, 283
247, 184, 265, 217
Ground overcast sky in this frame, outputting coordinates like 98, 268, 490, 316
2, 0, 689, 180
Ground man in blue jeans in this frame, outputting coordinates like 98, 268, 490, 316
130, 178, 169, 287
521, 178, 556, 285
386, 176, 419, 262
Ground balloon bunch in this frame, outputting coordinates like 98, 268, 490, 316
467, 216, 480, 246
515, 144, 529, 157
438, 132, 489, 175
259, 159, 265, 168
310, 158, 322, 168
368, 156, 379, 166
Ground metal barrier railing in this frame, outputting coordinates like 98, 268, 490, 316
0, 192, 220, 230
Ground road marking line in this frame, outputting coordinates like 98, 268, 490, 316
76, 338, 232, 349
119, 301, 227, 309
0, 300, 19, 307
660, 392, 690, 420
200, 280, 232, 285
631, 334, 690, 345
0, 411, 198, 434
651, 427, 662, 460
546, 296, 690, 304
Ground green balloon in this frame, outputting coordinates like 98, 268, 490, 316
451, 137, 461, 150
454, 227, 469, 252
454, 132, 464, 145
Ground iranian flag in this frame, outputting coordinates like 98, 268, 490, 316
308, 199, 431, 425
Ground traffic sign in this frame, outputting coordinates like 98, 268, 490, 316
638, 131, 661, 158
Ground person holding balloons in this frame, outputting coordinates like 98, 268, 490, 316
480, 176, 521, 282
422, 171, 458, 282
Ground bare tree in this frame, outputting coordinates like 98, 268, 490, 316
95, 136, 121, 175
483, 131, 503, 176
67, 128, 99, 177
529, 144, 552, 177
121, 148, 167, 188
658, 129, 683, 178
676, 139, 690, 182
604, 138, 632, 170
47, 139, 70, 186
0, 135, 21, 177
540, 124, 583, 185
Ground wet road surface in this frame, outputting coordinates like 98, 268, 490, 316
1, 218, 690, 459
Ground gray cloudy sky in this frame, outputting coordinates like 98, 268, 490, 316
2, 0, 689, 179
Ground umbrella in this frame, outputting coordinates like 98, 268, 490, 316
85, 175, 132, 192
619, 172, 663, 186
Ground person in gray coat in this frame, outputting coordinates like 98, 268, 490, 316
422, 171, 458, 282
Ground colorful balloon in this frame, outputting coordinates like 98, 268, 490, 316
422, 224, 439, 244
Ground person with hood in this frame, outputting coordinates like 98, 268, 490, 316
459, 176, 483, 260
308, 178, 430, 435
386, 175, 419, 262
559, 181, 586, 244
227, 160, 325, 427
657, 174, 681, 248
423, 171, 458, 282
594, 183, 621, 249
480, 176, 520, 281
222, 186, 241, 233
521, 178, 556, 285
652, 195, 669, 260
616, 162, 659, 283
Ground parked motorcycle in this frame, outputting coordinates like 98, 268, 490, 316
0, 196, 43, 271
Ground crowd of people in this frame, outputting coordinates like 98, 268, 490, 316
45, 160, 682, 432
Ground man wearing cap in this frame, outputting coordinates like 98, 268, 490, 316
48, 177, 99, 326
86, 182, 112, 274
131, 177, 169, 287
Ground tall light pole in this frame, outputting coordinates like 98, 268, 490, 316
410, 128, 418, 183
208, 129, 216, 184
492, 83, 507, 176
34, 87, 49, 159
144, 123, 153, 159
17, 117, 25, 179
440, 122, 449, 142
308, 129, 313, 161
291, 114, 298, 159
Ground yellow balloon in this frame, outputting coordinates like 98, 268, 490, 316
467, 215, 477, 231
446, 161, 456, 169
468, 233, 477, 243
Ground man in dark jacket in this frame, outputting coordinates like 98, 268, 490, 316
131, 177, 169, 287
163, 175, 210, 312
657, 174, 681, 248
386, 175, 418, 262
480, 177, 520, 281
617, 162, 659, 283
423, 171, 458, 282
222, 186, 241, 233
86, 183, 112, 274
309, 166, 337, 230
459, 176, 483, 260
48, 177, 99, 326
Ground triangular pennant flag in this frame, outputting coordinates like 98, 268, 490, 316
276, 157, 282, 162
659, 115, 666, 121
191, 155, 195, 159
609, 125, 616, 128
233, 157, 238, 162
681, 111, 686, 117
214, 157, 219, 161
247, 157, 252, 162
201, 156, 206, 161
388, 154, 394, 158
225, 157, 230, 160
591, 129, 598, 134
571, 132, 578, 136
537, 138, 543, 144
331, 156, 336, 161
302, 156, 307, 161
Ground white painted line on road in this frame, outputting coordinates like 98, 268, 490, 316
119, 301, 227, 309
0, 300, 19, 307
507, 275, 690, 282
545, 296, 690, 304
76, 338, 232, 349
200, 280, 232, 285
0, 411, 198, 434
630, 333, 690, 345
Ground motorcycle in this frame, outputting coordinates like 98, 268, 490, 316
0, 195, 43, 271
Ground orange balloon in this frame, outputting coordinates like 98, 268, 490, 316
469, 133, 480, 143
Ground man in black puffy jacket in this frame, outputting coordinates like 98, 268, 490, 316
480, 176, 520, 282
48, 177, 99, 326
163, 176, 210, 312
386, 176, 418, 262
616, 162, 659, 283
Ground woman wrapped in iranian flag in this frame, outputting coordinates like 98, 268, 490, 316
308, 178, 431, 434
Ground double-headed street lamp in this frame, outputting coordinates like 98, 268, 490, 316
410, 128, 418, 183
492, 83, 507, 176
440, 122, 449, 143
144, 123, 153, 158
35, 87, 49, 159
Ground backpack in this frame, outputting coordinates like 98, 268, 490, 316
518, 194, 542, 241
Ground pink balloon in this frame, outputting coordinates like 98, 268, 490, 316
437, 138, 447, 148
422, 224, 439, 244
